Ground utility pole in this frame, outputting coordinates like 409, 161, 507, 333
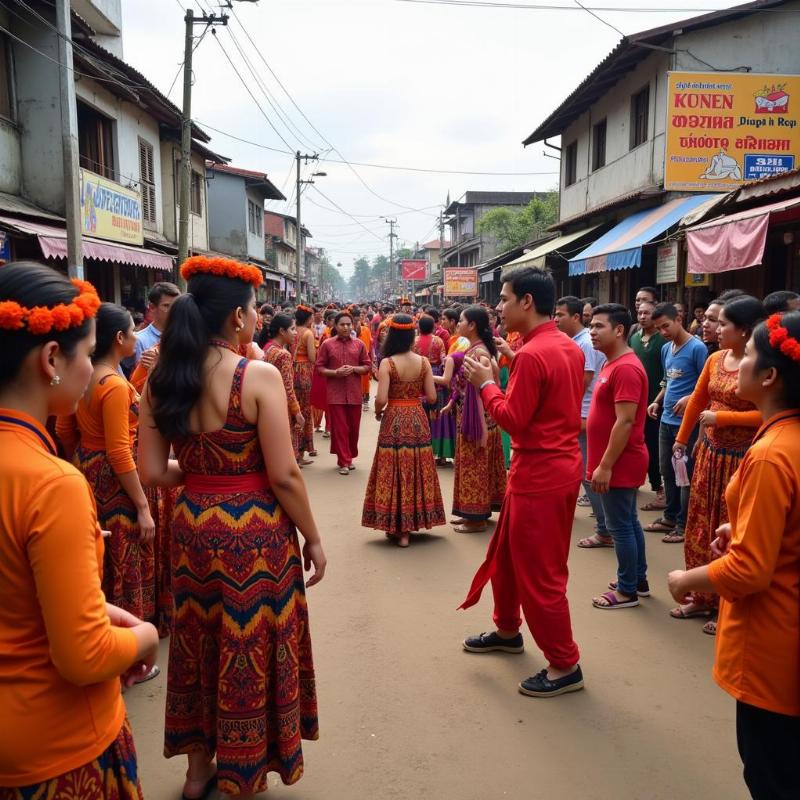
55, 0, 82, 278
385, 218, 397, 300
178, 8, 228, 267
295, 152, 324, 304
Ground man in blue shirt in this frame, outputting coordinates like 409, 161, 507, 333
646, 303, 707, 543
555, 296, 608, 545
123, 281, 180, 374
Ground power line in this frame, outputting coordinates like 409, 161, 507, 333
394, 1, 755, 12
573, 0, 625, 36
309, 186, 385, 241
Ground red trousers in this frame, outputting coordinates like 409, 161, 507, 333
328, 403, 361, 467
460, 483, 581, 670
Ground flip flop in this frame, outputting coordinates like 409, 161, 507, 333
662, 532, 685, 543
578, 534, 614, 548
644, 517, 676, 533
640, 499, 667, 511
670, 606, 712, 619
592, 590, 639, 609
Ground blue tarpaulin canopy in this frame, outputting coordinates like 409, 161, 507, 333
568, 195, 718, 276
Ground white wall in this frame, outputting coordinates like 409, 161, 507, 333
160, 141, 209, 251
559, 50, 669, 220
75, 78, 164, 235
245, 187, 265, 260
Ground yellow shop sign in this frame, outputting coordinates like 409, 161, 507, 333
665, 71, 800, 192
80, 169, 144, 246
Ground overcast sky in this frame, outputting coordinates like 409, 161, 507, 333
121, 0, 736, 277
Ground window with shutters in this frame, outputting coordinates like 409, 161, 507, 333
138, 137, 156, 227
592, 119, 607, 171
190, 170, 203, 215
630, 85, 650, 150
77, 101, 115, 179
0, 34, 13, 120
247, 199, 262, 236
564, 140, 578, 187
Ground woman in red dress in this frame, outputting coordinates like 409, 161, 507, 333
363, 314, 445, 547
292, 305, 317, 463
139, 256, 326, 800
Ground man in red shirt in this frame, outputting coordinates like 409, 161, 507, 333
587, 303, 649, 609
317, 311, 372, 474
461, 266, 585, 698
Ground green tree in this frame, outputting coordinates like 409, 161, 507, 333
476, 192, 558, 251
349, 256, 372, 297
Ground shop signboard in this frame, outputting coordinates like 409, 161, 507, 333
0, 230, 11, 264
665, 71, 800, 192
401, 259, 427, 280
656, 242, 679, 283
444, 267, 478, 297
687, 269, 710, 288
80, 168, 144, 246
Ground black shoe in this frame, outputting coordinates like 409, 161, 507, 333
519, 666, 584, 698
608, 579, 650, 597
463, 631, 524, 654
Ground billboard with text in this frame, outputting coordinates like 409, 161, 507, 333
444, 268, 478, 297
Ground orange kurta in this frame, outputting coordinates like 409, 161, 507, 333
355, 324, 372, 396
0, 409, 137, 786
709, 410, 800, 717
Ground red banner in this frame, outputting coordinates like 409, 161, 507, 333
401, 259, 427, 280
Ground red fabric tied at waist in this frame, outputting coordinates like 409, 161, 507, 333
184, 471, 271, 494
387, 399, 419, 407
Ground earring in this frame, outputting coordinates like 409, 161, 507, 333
235, 325, 242, 332
50, 375, 61, 387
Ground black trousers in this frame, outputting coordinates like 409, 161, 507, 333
644, 414, 661, 492
736, 700, 800, 799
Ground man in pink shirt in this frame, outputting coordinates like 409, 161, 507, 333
317, 312, 372, 474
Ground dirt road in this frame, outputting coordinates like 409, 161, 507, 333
125, 407, 747, 800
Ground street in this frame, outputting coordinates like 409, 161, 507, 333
125, 403, 748, 800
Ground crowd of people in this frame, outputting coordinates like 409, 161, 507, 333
0, 255, 798, 800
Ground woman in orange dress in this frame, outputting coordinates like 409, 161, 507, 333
444, 306, 507, 533
0, 262, 158, 799
292, 305, 317, 463
671, 296, 765, 633
312, 309, 335, 436
57, 303, 156, 627
139, 256, 326, 800
351, 306, 373, 411
363, 314, 445, 547
260, 313, 304, 446
668, 311, 800, 800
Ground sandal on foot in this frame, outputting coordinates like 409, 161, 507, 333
644, 517, 676, 533
338, 467, 349, 475
578, 534, 614, 549
307, 450, 318, 457
670, 605, 712, 619
454, 523, 487, 533
640, 499, 667, 511
702, 619, 718, 636
592, 590, 639, 609
662, 531, 685, 543
609, 579, 650, 597
181, 773, 217, 800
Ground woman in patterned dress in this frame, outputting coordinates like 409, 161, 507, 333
363, 314, 445, 547
292, 305, 317, 464
260, 313, 304, 447
139, 256, 326, 800
0, 263, 158, 800
443, 306, 507, 533
414, 314, 452, 460
57, 303, 156, 626
671, 296, 765, 634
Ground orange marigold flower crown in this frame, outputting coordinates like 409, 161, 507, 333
0, 278, 101, 335
180, 255, 263, 289
297, 304, 314, 314
388, 316, 415, 331
766, 313, 800, 362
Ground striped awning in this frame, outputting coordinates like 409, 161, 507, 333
568, 195, 718, 276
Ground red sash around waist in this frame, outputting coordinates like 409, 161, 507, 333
387, 398, 420, 407
184, 471, 270, 494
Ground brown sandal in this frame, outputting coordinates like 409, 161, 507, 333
644, 517, 676, 533
662, 531, 685, 543
577, 534, 614, 548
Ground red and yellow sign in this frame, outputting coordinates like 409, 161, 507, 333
665, 71, 800, 192
444, 267, 478, 297
79, 168, 144, 245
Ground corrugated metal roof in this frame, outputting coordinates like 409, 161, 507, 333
522, 0, 790, 145
0, 192, 63, 222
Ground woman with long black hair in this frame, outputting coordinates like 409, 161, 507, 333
0, 262, 158, 799
362, 314, 445, 547
138, 256, 326, 800
445, 305, 507, 532
668, 311, 800, 800
57, 302, 156, 624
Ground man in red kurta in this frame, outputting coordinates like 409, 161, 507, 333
462, 266, 586, 698
317, 312, 371, 473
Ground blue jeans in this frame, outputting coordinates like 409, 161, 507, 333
600, 488, 647, 596
658, 421, 697, 531
578, 429, 607, 534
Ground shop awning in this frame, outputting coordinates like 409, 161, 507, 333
505, 225, 602, 269
568, 195, 717, 276
686, 195, 800, 274
262, 271, 281, 283
480, 271, 496, 283
0, 215, 174, 271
